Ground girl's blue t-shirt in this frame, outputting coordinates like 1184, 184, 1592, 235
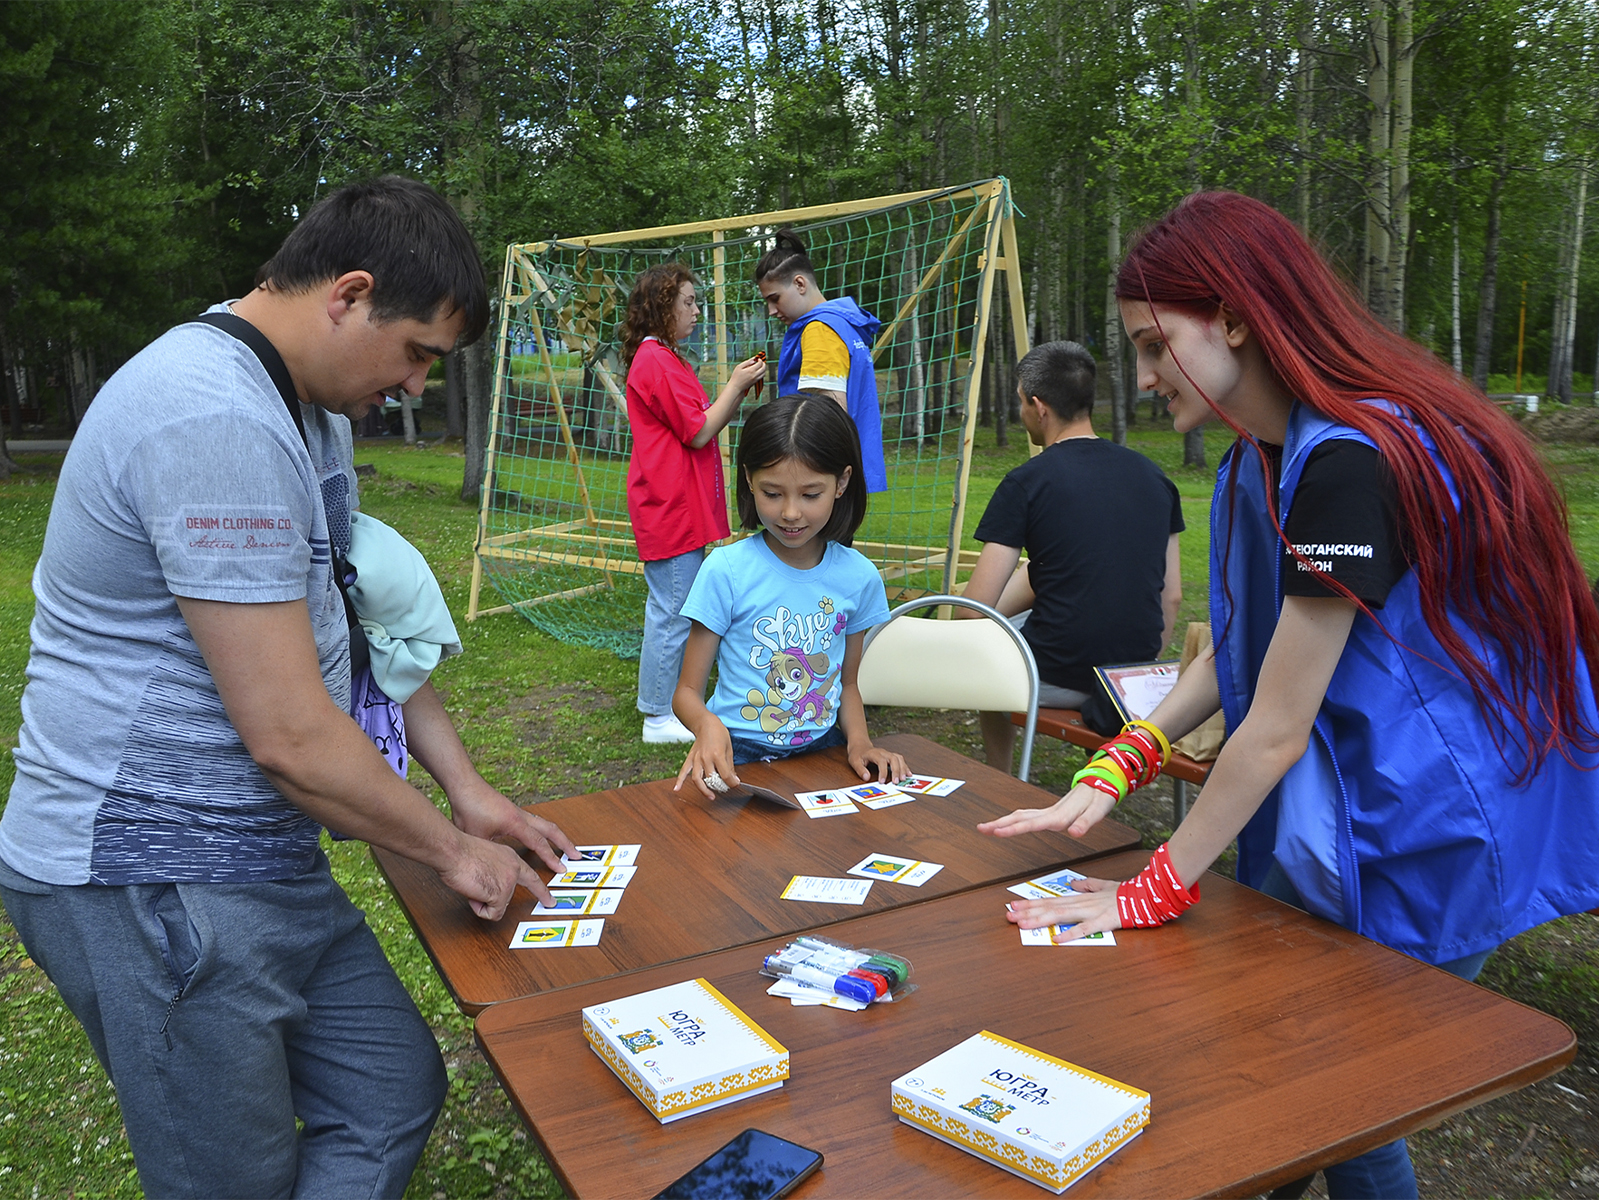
680, 535, 890, 749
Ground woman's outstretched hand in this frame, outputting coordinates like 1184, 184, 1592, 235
977, 781, 1117, 840
1003, 878, 1121, 942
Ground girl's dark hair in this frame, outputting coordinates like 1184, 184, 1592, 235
1118, 189, 1599, 778
737, 392, 868, 546
752, 229, 816, 286
257, 175, 489, 343
620, 263, 697, 369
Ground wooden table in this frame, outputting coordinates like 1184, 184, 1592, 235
475, 848, 1575, 1198
374, 734, 1140, 1014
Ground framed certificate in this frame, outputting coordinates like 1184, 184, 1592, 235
1092, 660, 1182, 724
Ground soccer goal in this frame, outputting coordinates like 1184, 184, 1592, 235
466, 178, 1030, 658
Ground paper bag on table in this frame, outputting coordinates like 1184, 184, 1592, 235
1173, 622, 1226, 762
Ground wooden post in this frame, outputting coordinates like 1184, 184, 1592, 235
998, 194, 1037, 457
945, 188, 1005, 594
467, 243, 519, 622
712, 230, 735, 509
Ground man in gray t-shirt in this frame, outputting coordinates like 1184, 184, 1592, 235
0, 177, 575, 1199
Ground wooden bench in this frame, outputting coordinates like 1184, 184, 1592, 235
1012, 707, 1212, 824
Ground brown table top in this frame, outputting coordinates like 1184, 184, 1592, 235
475, 848, 1575, 1199
374, 734, 1140, 1014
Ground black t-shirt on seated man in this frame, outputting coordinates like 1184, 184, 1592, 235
974, 437, 1185, 694
1268, 439, 1409, 607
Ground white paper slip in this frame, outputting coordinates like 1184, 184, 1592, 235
532, 889, 623, 917
793, 790, 859, 818
560, 844, 640, 870
780, 875, 873, 905
550, 864, 638, 889
509, 919, 604, 949
767, 978, 868, 1010
1020, 925, 1117, 947
1007, 867, 1088, 900
847, 853, 945, 887
895, 774, 965, 796
839, 782, 907, 806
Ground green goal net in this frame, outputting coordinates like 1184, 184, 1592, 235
468, 178, 1029, 658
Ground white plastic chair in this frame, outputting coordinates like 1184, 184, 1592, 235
857, 594, 1040, 779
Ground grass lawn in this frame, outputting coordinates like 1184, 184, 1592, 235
0, 411, 1595, 1198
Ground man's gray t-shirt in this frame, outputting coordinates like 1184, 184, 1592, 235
0, 316, 356, 885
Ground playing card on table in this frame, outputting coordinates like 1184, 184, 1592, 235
794, 790, 859, 818
839, 782, 908, 807
1019, 925, 1116, 947
847, 853, 945, 887
779, 875, 873, 904
894, 774, 964, 796
1007, 867, 1088, 900
509, 919, 604, 949
549, 864, 637, 889
857, 788, 917, 810
531, 889, 623, 917
559, 844, 640, 870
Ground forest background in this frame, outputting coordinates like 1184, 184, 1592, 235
4, 0, 1599, 487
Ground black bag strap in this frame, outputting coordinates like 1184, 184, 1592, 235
192, 311, 306, 447
190, 310, 371, 677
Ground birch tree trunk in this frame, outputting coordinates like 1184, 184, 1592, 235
1471, 155, 1507, 391
1547, 161, 1589, 404
1104, 163, 1127, 447
1364, 0, 1392, 319
1385, 0, 1415, 331
901, 230, 927, 444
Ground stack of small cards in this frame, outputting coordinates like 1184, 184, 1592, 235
1008, 868, 1117, 946
509, 844, 640, 950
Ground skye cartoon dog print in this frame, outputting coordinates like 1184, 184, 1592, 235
741, 646, 842, 743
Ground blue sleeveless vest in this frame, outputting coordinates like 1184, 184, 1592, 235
776, 298, 887, 493
1213, 401, 1599, 963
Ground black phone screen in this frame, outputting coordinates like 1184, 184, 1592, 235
653, 1128, 823, 1200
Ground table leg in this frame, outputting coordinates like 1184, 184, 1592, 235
1173, 778, 1191, 826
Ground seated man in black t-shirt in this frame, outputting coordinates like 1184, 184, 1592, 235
961, 341, 1185, 771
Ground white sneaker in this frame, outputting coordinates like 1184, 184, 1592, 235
642, 713, 696, 744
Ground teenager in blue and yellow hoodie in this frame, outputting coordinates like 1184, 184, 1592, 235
754, 229, 887, 493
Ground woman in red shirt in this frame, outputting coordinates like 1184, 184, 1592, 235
621, 263, 766, 743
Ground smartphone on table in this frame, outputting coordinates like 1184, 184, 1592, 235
651, 1128, 823, 1200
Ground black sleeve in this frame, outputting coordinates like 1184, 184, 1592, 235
1281, 440, 1407, 607
973, 470, 1027, 548
1164, 475, 1185, 535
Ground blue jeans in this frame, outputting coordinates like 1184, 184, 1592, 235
730, 723, 848, 765
0, 852, 444, 1199
1258, 861, 1491, 1200
638, 549, 706, 716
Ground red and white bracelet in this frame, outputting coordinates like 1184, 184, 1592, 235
1115, 842, 1201, 927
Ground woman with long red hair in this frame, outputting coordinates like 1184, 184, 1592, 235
981, 190, 1599, 1198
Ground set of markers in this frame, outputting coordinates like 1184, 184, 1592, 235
761, 936, 915, 1010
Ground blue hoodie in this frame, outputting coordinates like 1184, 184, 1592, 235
1214, 400, 1599, 963
776, 298, 887, 493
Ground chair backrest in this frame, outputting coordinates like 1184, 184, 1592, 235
858, 595, 1039, 778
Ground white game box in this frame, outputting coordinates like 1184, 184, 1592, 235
891, 1030, 1149, 1193
582, 978, 789, 1123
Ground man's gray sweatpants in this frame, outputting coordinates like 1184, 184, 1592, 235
0, 851, 445, 1199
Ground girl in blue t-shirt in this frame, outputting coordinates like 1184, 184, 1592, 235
672, 392, 908, 799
